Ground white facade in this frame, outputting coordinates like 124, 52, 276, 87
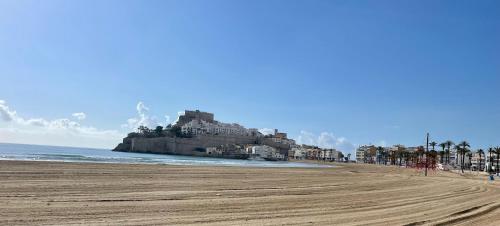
292, 147, 307, 159
250, 145, 285, 160
181, 119, 259, 136
270, 137, 296, 146
320, 149, 338, 160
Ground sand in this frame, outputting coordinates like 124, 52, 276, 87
0, 160, 499, 225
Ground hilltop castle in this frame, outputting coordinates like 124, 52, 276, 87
177, 110, 259, 137
113, 110, 293, 160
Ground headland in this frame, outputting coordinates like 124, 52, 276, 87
113, 110, 303, 161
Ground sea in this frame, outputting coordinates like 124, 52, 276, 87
0, 143, 329, 168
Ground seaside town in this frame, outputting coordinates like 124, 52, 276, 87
115, 110, 350, 162
116, 109, 500, 175
356, 144, 500, 174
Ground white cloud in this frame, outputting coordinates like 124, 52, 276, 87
122, 101, 167, 129
0, 100, 16, 121
165, 115, 171, 125
258, 128, 275, 135
170, 111, 184, 125
137, 101, 149, 114
24, 118, 49, 127
296, 130, 356, 156
0, 100, 123, 149
72, 112, 86, 120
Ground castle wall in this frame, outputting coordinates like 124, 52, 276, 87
115, 134, 259, 157
114, 134, 291, 160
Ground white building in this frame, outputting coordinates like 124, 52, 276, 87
356, 145, 376, 163
181, 119, 259, 136
249, 145, 285, 161
319, 149, 338, 161
292, 147, 307, 159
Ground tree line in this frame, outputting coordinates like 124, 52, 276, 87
363, 141, 500, 174
126, 125, 192, 138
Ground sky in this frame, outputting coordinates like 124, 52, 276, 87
0, 0, 499, 155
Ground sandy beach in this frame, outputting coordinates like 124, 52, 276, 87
0, 160, 499, 225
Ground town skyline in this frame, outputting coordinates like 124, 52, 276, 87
1, 0, 500, 155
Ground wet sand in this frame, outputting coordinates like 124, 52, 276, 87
1, 160, 499, 225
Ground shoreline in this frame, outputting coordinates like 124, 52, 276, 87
0, 158, 333, 169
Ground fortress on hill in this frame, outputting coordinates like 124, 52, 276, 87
113, 110, 294, 160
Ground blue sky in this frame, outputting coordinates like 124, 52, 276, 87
0, 0, 499, 154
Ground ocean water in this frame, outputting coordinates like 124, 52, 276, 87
0, 143, 330, 168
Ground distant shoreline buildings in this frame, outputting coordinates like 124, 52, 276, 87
355, 144, 457, 164
290, 145, 345, 162
355, 144, 499, 173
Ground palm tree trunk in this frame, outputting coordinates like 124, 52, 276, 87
468, 155, 472, 170
479, 153, 482, 172
489, 152, 492, 173
496, 154, 500, 174
461, 153, 465, 173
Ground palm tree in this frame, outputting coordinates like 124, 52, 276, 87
397, 147, 405, 166
460, 147, 470, 173
429, 149, 438, 168
376, 146, 384, 165
429, 141, 437, 167
454, 145, 461, 166
454, 145, 463, 172
488, 148, 494, 173
390, 148, 397, 165
495, 147, 500, 175
438, 150, 446, 164
407, 151, 415, 168
404, 151, 409, 167
445, 140, 454, 164
467, 152, 473, 170
458, 141, 470, 169
383, 149, 389, 165
477, 149, 484, 171
416, 146, 425, 167
439, 143, 446, 164
459, 141, 470, 150
430, 141, 437, 151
